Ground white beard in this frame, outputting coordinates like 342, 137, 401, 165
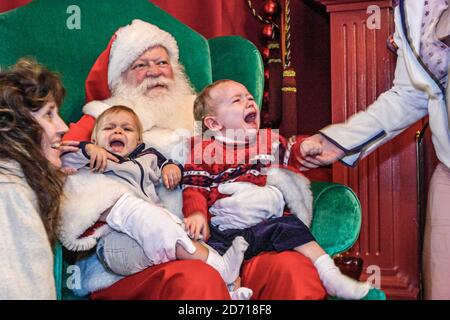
111, 62, 196, 133
83, 62, 197, 162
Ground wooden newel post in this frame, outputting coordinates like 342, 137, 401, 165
281, 67, 297, 137
268, 42, 283, 128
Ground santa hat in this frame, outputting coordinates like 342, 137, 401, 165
85, 19, 179, 102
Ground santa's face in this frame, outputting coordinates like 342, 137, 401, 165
205, 80, 260, 135
94, 111, 140, 157
122, 46, 174, 98
112, 50, 195, 135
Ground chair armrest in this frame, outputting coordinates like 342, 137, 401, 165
53, 241, 64, 300
329, 288, 387, 300
310, 181, 362, 257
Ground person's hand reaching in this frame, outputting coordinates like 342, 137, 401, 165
298, 134, 345, 171
56, 141, 79, 175
56, 140, 80, 153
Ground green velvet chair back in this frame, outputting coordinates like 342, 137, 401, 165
1, 0, 384, 300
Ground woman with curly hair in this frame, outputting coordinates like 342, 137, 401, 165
0, 58, 78, 299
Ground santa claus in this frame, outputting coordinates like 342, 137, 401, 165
62, 19, 326, 300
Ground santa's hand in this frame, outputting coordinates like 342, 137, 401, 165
211, 182, 285, 224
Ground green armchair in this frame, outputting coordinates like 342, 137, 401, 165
0, 0, 385, 300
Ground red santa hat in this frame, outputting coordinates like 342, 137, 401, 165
85, 19, 179, 102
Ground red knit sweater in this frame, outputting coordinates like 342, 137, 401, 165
182, 129, 299, 220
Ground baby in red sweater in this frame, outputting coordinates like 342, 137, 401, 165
182, 79, 371, 299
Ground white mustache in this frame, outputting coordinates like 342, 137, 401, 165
137, 76, 173, 94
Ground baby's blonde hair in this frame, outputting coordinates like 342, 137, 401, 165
92, 105, 143, 142
193, 79, 232, 133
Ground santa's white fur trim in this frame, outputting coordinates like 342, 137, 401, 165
58, 171, 136, 251
266, 167, 313, 227
82, 96, 136, 120
108, 19, 179, 91
82, 100, 111, 119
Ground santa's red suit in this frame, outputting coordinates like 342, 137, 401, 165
61, 19, 326, 300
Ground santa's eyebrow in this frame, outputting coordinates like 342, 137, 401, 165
132, 59, 148, 65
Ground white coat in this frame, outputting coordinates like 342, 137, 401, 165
320, 0, 450, 168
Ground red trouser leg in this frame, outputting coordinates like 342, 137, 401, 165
241, 251, 327, 300
91, 260, 230, 300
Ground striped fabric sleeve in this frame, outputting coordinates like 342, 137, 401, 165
182, 161, 210, 219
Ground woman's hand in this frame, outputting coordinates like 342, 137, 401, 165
56, 140, 80, 153
162, 164, 182, 190
56, 141, 79, 175
298, 134, 345, 170
85, 144, 119, 172
184, 212, 210, 241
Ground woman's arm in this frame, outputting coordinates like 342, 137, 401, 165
300, 7, 431, 168
0, 182, 56, 299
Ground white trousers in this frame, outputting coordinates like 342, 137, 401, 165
423, 162, 450, 299
103, 193, 196, 275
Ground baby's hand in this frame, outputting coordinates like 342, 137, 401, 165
161, 163, 181, 190
61, 167, 77, 175
85, 144, 119, 172
184, 212, 210, 241
300, 139, 323, 157
297, 134, 345, 171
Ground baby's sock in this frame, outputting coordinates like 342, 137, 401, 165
230, 287, 253, 300
314, 254, 371, 300
206, 236, 249, 284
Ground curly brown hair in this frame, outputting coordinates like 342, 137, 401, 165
0, 58, 66, 246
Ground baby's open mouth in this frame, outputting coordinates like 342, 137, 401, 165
110, 140, 125, 153
244, 111, 257, 124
